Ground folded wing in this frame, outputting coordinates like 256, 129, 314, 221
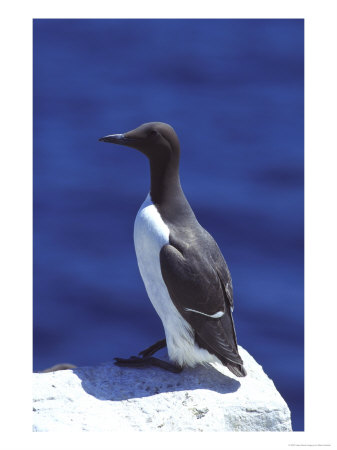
159, 234, 246, 376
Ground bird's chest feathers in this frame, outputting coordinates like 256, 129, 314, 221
134, 195, 169, 255
133, 195, 171, 320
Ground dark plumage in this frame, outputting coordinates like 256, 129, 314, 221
99, 122, 246, 377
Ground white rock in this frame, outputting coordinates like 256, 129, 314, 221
32, 346, 292, 432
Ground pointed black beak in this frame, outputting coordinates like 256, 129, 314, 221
99, 134, 125, 144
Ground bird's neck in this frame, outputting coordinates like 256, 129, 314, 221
150, 157, 181, 204
149, 156, 194, 223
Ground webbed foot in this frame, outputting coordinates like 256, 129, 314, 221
114, 355, 182, 374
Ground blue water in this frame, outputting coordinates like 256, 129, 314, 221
33, 19, 304, 430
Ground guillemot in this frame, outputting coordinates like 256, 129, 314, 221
99, 122, 246, 377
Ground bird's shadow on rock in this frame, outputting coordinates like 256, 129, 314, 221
73, 359, 241, 401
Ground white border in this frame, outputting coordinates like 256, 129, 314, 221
1, 1, 336, 449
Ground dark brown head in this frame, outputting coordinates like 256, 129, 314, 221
99, 122, 180, 166
99, 122, 183, 204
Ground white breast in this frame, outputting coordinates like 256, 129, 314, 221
133, 194, 171, 320
133, 194, 219, 368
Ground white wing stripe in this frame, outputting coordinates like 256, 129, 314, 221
184, 308, 224, 318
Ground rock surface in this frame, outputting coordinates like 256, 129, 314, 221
32, 346, 292, 431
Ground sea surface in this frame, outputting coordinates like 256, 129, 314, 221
33, 19, 304, 430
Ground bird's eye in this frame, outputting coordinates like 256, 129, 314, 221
149, 130, 158, 137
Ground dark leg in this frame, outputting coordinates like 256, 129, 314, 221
138, 338, 167, 357
114, 355, 182, 373
114, 338, 183, 374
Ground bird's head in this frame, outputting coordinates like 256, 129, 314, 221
99, 122, 180, 164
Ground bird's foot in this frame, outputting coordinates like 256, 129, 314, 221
114, 355, 182, 374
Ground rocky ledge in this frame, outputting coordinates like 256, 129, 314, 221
33, 346, 292, 432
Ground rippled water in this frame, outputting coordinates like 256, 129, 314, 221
33, 19, 304, 430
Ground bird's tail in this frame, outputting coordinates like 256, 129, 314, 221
226, 362, 247, 377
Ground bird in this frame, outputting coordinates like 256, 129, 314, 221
99, 122, 246, 377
